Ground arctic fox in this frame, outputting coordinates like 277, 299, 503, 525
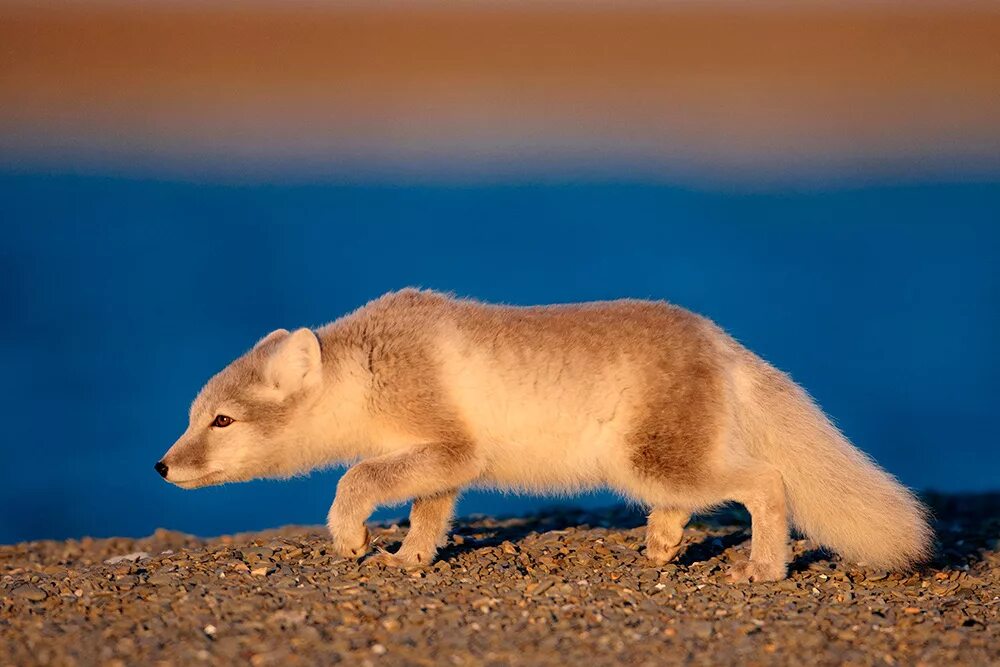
157, 289, 931, 582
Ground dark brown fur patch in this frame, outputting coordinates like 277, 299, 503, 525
622, 308, 728, 488
626, 355, 724, 488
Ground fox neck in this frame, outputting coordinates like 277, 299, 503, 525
303, 349, 401, 467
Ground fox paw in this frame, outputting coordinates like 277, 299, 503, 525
645, 542, 683, 565
330, 524, 370, 559
726, 560, 786, 583
369, 547, 434, 569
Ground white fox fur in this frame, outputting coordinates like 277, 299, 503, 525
158, 288, 931, 581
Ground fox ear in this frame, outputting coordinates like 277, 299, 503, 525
262, 328, 322, 397
254, 328, 290, 350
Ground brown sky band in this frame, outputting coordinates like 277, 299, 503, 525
2, 3, 999, 184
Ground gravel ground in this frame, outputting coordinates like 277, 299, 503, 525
2, 493, 997, 666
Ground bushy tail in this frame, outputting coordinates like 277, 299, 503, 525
737, 357, 933, 570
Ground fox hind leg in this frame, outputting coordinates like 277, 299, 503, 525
721, 458, 790, 583
629, 458, 790, 581
622, 411, 789, 579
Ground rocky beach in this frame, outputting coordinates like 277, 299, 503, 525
2, 493, 997, 666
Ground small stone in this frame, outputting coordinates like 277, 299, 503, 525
689, 621, 714, 639
146, 573, 174, 586
12, 584, 47, 601
104, 551, 150, 565
530, 578, 557, 597
242, 547, 274, 561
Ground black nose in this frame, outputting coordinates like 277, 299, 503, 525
154, 461, 169, 478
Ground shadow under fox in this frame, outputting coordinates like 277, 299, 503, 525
157, 289, 931, 582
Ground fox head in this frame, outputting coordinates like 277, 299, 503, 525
156, 327, 328, 488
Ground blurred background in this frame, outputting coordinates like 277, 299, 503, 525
1, 1, 998, 544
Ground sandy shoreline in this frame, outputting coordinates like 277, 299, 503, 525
2, 493, 997, 665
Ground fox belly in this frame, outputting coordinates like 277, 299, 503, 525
438, 340, 637, 493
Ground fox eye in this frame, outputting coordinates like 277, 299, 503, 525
212, 415, 234, 428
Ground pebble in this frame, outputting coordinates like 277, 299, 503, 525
104, 551, 150, 565
146, 573, 174, 586
11, 584, 47, 601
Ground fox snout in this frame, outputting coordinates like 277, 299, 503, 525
155, 433, 218, 488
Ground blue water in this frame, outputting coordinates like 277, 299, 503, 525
1, 173, 997, 544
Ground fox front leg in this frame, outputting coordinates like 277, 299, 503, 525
372, 490, 458, 568
326, 443, 479, 561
